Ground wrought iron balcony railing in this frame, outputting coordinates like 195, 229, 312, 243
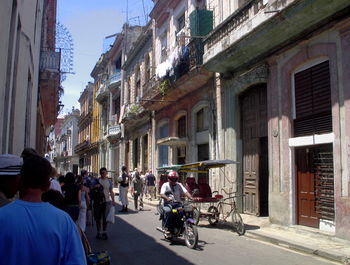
40, 48, 61, 72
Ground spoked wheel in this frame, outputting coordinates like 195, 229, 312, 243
207, 206, 219, 226
184, 223, 198, 249
231, 211, 245, 235
193, 207, 200, 225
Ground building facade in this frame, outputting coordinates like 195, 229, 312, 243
145, 0, 214, 180
0, 0, 60, 155
54, 108, 80, 175
75, 82, 94, 174
121, 22, 153, 175
203, 0, 350, 240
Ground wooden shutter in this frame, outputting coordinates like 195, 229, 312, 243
294, 61, 332, 137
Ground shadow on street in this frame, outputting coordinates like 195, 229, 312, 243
85, 212, 196, 265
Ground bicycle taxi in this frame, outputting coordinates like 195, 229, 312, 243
157, 159, 245, 235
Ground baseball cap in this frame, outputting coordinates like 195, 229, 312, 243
0, 154, 23, 175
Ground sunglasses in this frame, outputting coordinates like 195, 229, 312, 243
169, 178, 178, 182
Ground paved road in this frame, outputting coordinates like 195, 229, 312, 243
85, 203, 336, 265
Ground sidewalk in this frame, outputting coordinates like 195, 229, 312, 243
118, 190, 350, 264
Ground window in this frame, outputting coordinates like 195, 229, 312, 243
177, 13, 185, 31
177, 116, 187, 138
145, 54, 150, 82
135, 67, 141, 100
196, 107, 209, 132
161, 33, 168, 62
158, 123, 169, 167
293, 61, 332, 137
113, 97, 120, 116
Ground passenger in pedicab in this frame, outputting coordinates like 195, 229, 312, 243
185, 176, 199, 197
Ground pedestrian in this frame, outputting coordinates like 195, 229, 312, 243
91, 167, 115, 240
131, 170, 144, 211
118, 165, 129, 212
0, 154, 22, 207
147, 170, 156, 200
141, 171, 147, 197
77, 176, 90, 232
20, 147, 38, 159
49, 167, 62, 194
0, 155, 86, 265
81, 169, 92, 189
62, 172, 81, 222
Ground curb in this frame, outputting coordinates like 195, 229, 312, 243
245, 231, 348, 264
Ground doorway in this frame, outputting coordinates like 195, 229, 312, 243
295, 144, 334, 228
241, 85, 268, 216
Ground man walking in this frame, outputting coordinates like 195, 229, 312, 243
0, 154, 22, 207
131, 171, 144, 211
118, 166, 129, 212
0, 155, 86, 265
146, 170, 156, 200
91, 167, 115, 240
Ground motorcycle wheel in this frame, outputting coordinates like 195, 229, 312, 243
231, 211, 245, 235
207, 206, 219, 226
184, 223, 198, 249
193, 207, 200, 225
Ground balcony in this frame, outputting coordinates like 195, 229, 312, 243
74, 141, 90, 153
204, 0, 350, 73
40, 48, 61, 73
121, 103, 150, 128
96, 80, 109, 103
108, 71, 121, 91
142, 39, 212, 111
105, 125, 121, 141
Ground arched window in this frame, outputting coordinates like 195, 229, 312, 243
145, 54, 150, 83
158, 122, 169, 167
196, 107, 209, 132
177, 115, 187, 138
135, 67, 141, 100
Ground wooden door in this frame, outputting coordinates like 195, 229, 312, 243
241, 86, 267, 215
296, 148, 319, 228
243, 138, 259, 214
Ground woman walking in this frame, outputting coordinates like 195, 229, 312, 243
77, 177, 90, 232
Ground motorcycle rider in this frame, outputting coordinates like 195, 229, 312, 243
160, 171, 193, 236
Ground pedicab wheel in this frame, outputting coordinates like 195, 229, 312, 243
207, 206, 219, 226
193, 207, 200, 225
184, 223, 198, 249
231, 211, 245, 235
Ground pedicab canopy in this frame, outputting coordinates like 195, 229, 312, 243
157, 160, 239, 174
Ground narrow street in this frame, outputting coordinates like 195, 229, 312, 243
85, 203, 335, 265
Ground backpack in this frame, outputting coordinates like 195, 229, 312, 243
90, 181, 105, 206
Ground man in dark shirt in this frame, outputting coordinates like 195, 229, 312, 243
146, 170, 156, 200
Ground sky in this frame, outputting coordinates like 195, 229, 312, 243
57, 0, 154, 116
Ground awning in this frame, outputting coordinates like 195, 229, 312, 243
157, 137, 188, 146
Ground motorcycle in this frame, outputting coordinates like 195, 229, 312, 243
156, 200, 198, 249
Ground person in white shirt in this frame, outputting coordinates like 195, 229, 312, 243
160, 171, 193, 233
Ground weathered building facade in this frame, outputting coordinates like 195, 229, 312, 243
145, 0, 214, 175
54, 108, 80, 175
75, 82, 94, 174
0, 0, 60, 155
121, 22, 153, 174
203, 0, 350, 240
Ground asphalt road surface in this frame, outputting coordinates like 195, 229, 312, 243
85, 203, 336, 265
